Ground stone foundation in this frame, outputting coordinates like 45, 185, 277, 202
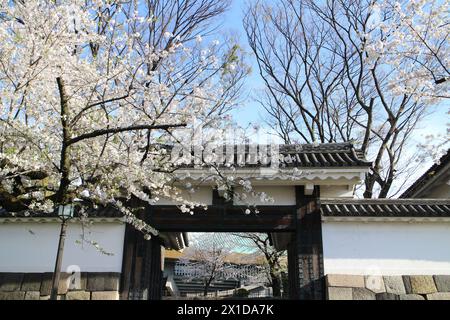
0, 272, 120, 300
326, 274, 450, 300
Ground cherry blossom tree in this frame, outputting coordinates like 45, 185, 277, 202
176, 235, 232, 297
244, 0, 449, 198
367, 0, 449, 96
231, 233, 286, 297
0, 0, 249, 237
175, 233, 266, 297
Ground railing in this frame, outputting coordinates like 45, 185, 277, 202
174, 262, 268, 281
181, 287, 273, 299
248, 288, 273, 298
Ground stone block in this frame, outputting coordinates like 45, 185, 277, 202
327, 287, 353, 300
21, 273, 42, 291
326, 274, 365, 288
24, 291, 41, 300
409, 276, 437, 294
87, 272, 120, 291
91, 291, 119, 300
365, 275, 385, 293
353, 288, 376, 300
376, 292, 399, 300
384, 276, 406, 295
40, 273, 53, 296
104, 273, 120, 291
403, 276, 412, 294
67, 272, 87, 291
0, 291, 26, 300
433, 275, 450, 292
65, 291, 91, 300
58, 273, 70, 294
39, 272, 70, 295
40, 295, 50, 300
87, 273, 105, 291
0, 273, 23, 291
426, 292, 450, 300
399, 294, 425, 300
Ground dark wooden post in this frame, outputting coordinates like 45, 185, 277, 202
119, 224, 136, 300
288, 185, 324, 300
120, 229, 163, 300
120, 208, 163, 300
140, 235, 163, 300
287, 234, 300, 299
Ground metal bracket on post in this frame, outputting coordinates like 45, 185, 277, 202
304, 184, 314, 195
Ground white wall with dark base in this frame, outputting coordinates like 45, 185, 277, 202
0, 221, 125, 273
322, 221, 450, 275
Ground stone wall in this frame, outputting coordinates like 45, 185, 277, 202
326, 274, 450, 300
0, 272, 120, 300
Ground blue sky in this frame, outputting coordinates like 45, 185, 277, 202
219, 0, 449, 152
211, 0, 449, 195
221, 1, 268, 129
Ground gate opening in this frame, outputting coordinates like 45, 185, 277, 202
162, 232, 289, 300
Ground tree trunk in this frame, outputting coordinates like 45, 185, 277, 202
270, 272, 282, 297
203, 281, 211, 297
363, 173, 375, 198
55, 77, 71, 204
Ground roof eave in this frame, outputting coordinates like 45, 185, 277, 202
400, 150, 450, 198
322, 216, 450, 223
405, 162, 450, 198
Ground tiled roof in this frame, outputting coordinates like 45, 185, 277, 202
173, 143, 371, 168
277, 143, 370, 167
320, 199, 450, 217
400, 149, 450, 198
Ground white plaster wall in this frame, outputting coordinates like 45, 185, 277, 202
233, 186, 296, 205
320, 185, 353, 198
322, 221, 450, 275
154, 186, 213, 205
0, 222, 125, 273
153, 184, 356, 206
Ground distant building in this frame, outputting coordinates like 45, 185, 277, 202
401, 150, 450, 199
163, 249, 267, 298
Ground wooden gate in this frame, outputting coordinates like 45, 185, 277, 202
119, 186, 325, 300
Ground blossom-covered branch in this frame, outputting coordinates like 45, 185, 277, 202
0, 0, 249, 238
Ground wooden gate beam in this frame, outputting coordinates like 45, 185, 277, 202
148, 205, 296, 232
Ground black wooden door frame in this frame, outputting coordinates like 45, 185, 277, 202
288, 185, 325, 300
119, 186, 325, 300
